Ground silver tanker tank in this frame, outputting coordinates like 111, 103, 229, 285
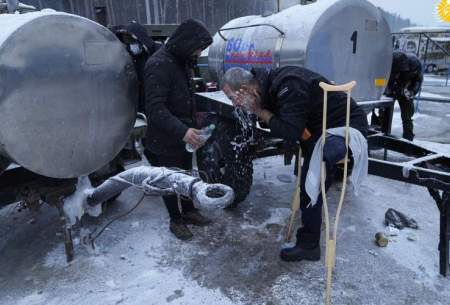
0, 10, 137, 178
208, 0, 393, 102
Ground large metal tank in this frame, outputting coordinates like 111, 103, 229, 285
0, 10, 137, 178
209, 0, 393, 102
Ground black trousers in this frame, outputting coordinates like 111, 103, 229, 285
144, 149, 196, 220
397, 95, 414, 140
297, 135, 347, 240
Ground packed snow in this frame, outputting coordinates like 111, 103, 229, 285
0, 10, 60, 45
420, 91, 449, 100
2, 150, 450, 305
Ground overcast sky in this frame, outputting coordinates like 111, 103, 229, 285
367, 0, 449, 27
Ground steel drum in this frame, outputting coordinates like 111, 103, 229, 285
208, 0, 393, 102
0, 11, 137, 178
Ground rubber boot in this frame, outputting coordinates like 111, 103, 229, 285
403, 131, 414, 141
280, 229, 321, 262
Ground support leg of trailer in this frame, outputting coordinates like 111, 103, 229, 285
429, 188, 450, 277
57, 198, 74, 263
381, 104, 394, 135
439, 192, 450, 277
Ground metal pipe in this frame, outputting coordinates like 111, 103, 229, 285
447, 64, 449, 87
144, 0, 151, 24
87, 166, 235, 209
416, 33, 421, 57
392, 31, 450, 35
423, 37, 430, 68
217, 23, 285, 41
416, 37, 431, 112
423, 33, 450, 57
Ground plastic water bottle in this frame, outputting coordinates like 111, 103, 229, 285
185, 124, 216, 153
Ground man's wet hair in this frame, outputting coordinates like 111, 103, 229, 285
222, 67, 258, 91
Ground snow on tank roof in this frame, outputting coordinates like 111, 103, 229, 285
0, 9, 60, 45
254, 0, 377, 35
399, 26, 450, 33
0, 9, 101, 46
219, 0, 344, 31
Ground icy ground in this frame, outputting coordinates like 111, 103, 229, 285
1, 86, 450, 305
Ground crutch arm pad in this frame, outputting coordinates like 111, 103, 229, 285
319, 81, 357, 92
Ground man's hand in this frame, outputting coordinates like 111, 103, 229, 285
403, 88, 413, 100
234, 85, 262, 114
256, 109, 274, 124
183, 128, 204, 148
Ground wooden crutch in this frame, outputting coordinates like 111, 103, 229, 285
318, 80, 356, 305
285, 146, 302, 243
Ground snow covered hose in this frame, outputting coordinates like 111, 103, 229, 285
319, 81, 356, 305
87, 166, 235, 209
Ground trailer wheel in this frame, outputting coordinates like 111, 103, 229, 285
426, 64, 436, 73
197, 120, 254, 207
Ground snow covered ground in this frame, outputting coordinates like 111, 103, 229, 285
3, 156, 450, 305
423, 75, 450, 88
1, 88, 450, 305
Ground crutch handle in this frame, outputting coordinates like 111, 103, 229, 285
319, 81, 357, 92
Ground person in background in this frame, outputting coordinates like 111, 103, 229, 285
384, 51, 423, 141
221, 66, 368, 262
112, 21, 161, 113
143, 19, 213, 240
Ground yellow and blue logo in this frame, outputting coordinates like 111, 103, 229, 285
437, 0, 450, 22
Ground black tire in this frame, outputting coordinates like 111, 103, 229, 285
197, 120, 254, 206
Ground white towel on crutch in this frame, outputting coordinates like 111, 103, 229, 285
305, 127, 368, 206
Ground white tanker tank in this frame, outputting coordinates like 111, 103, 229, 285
0, 10, 137, 179
208, 0, 393, 102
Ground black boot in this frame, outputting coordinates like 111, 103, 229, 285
403, 131, 414, 141
280, 229, 320, 262
170, 219, 193, 240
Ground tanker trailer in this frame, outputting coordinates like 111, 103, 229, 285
0, 10, 137, 179
0, 10, 138, 208
0, 11, 237, 262
195, 0, 395, 204
208, 0, 392, 101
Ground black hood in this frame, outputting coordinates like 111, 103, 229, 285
126, 22, 157, 54
166, 19, 212, 62
250, 67, 271, 105
407, 54, 422, 73
392, 51, 410, 73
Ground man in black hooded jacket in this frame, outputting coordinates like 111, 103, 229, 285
222, 66, 368, 262
144, 19, 213, 240
384, 51, 423, 141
